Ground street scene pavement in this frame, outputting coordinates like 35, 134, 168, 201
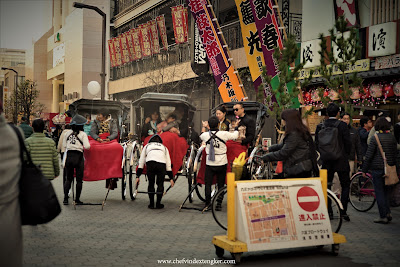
22, 169, 400, 267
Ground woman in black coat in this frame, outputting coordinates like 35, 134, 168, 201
362, 117, 398, 224
262, 109, 319, 178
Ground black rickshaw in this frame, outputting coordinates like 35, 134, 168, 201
127, 92, 199, 202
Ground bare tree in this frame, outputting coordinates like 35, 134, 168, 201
5, 79, 44, 122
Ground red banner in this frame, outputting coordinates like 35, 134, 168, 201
120, 33, 130, 64
126, 29, 136, 61
108, 39, 117, 67
171, 5, 188, 44
139, 24, 152, 57
149, 19, 160, 54
156, 15, 168, 50
132, 27, 142, 60
113, 37, 123, 66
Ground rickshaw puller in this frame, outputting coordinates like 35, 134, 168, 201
63, 114, 91, 205
200, 116, 239, 210
136, 134, 174, 209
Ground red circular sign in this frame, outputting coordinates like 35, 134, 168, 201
297, 186, 320, 212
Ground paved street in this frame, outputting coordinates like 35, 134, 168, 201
23, 170, 400, 267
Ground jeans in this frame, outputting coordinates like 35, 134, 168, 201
371, 169, 391, 218
205, 164, 227, 205
328, 169, 350, 213
146, 161, 166, 205
64, 150, 84, 200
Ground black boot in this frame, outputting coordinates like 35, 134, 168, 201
148, 194, 155, 209
156, 194, 164, 209
75, 182, 83, 205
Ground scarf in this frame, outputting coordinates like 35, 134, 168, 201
99, 120, 110, 134
208, 131, 215, 161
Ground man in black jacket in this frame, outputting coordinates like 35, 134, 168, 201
341, 112, 362, 175
358, 116, 372, 159
315, 103, 351, 221
233, 103, 255, 147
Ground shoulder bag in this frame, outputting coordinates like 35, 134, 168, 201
11, 125, 61, 225
374, 133, 399, 186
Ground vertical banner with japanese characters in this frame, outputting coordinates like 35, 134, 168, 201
171, 5, 188, 44
108, 39, 117, 67
249, 0, 299, 107
113, 36, 123, 66
235, 0, 275, 108
132, 27, 142, 60
149, 20, 160, 54
120, 33, 130, 64
139, 24, 152, 57
156, 15, 169, 50
187, 0, 245, 102
126, 30, 136, 61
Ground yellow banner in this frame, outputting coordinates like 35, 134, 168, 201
298, 59, 370, 79
234, 0, 265, 82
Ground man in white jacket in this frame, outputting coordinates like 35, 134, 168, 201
200, 116, 239, 209
62, 114, 91, 205
136, 134, 174, 209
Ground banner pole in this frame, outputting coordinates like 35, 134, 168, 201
273, 0, 288, 41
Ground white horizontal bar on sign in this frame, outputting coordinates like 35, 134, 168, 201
297, 196, 319, 203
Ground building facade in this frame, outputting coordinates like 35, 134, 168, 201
108, 0, 302, 134
26, 0, 111, 115
300, 0, 400, 132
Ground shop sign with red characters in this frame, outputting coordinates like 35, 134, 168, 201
236, 179, 333, 252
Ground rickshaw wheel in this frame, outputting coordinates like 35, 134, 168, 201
129, 146, 140, 200
121, 159, 128, 200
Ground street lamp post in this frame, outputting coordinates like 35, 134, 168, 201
73, 2, 106, 100
1, 67, 18, 123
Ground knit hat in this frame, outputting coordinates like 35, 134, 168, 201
70, 114, 87, 126
149, 134, 163, 144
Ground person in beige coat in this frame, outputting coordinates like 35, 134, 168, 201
0, 101, 23, 266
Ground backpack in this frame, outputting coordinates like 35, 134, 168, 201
318, 120, 342, 161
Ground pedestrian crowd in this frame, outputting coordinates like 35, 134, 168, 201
1, 99, 400, 266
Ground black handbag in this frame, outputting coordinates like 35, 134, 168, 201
11, 125, 61, 225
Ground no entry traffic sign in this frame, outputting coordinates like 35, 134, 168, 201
297, 186, 320, 212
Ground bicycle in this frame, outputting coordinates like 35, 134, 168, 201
349, 171, 376, 212
211, 185, 343, 233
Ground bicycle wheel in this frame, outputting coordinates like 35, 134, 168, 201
327, 191, 343, 233
249, 153, 273, 179
129, 146, 140, 200
212, 187, 227, 230
349, 173, 376, 212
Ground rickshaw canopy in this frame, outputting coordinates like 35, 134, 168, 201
132, 93, 196, 112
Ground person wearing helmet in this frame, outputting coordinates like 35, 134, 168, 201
62, 114, 91, 205
136, 134, 174, 209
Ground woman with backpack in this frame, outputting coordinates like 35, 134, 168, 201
62, 114, 91, 205
362, 117, 398, 224
261, 109, 319, 178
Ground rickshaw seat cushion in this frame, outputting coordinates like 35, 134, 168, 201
140, 131, 188, 177
83, 133, 123, 181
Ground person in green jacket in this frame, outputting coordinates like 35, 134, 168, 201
25, 119, 60, 180
19, 116, 33, 139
